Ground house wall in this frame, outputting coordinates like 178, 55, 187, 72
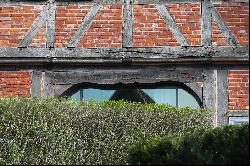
228, 70, 249, 110
0, 71, 32, 97
0, 0, 249, 126
0, 1, 249, 47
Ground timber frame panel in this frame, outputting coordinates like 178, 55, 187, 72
0, 0, 249, 127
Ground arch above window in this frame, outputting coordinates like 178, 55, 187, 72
69, 85, 201, 108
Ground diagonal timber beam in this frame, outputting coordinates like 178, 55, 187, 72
18, 0, 56, 48
122, 0, 134, 47
156, 4, 189, 46
18, 5, 48, 48
211, 5, 239, 47
67, 4, 101, 48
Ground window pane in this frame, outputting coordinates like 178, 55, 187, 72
71, 90, 81, 100
70, 87, 201, 108
83, 88, 115, 101
142, 89, 177, 106
178, 89, 199, 108
229, 117, 249, 125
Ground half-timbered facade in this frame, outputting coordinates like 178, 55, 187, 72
0, 0, 249, 126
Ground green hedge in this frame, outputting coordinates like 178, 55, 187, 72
128, 124, 249, 165
0, 98, 212, 165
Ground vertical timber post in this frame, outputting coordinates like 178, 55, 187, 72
46, 0, 56, 48
201, 0, 212, 46
122, 0, 134, 47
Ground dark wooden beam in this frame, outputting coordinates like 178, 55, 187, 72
201, 0, 212, 46
46, 0, 56, 48
122, 0, 134, 47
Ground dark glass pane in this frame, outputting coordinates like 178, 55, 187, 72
178, 89, 199, 108
71, 90, 81, 100
83, 88, 115, 101
110, 89, 154, 103
142, 89, 177, 106
70, 87, 201, 108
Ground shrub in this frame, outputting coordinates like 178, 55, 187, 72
128, 124, 249, 165
0, 97, 212, 165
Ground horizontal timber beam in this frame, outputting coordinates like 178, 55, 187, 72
0, 47, 248, 65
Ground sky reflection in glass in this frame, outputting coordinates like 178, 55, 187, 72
142, 89, 177, 106
70, 87, 200, 108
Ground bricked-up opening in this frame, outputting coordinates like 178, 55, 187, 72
63, 83, 202, 108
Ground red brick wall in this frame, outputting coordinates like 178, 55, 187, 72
212, 20, 229, 46
166, 3, 201, 46
214, 3, 249, 46
133, 3, 201, 47
228, 70, 249, 110
133, 4, 179, 47
55, 5, 91, 47
0, 6, 46, 48
78, 5, 122, 48
0, 2, 248, 48
0, 71, 32, 98
55, 5, 122, 48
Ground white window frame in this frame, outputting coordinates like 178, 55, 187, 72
229, 117, 249, 125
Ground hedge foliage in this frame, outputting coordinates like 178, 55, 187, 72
0, 98, 212, 165
128, 123, 249, 165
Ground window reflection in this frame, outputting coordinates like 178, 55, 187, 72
70, 87, 200, 108
178, 89, 199, 108
83, 89, 115, 101
142, 88, 177, 106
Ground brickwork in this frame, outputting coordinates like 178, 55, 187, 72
0, 71, 32, 98
0, 2, 248, 48
78, 5, 122, 48
214, 3, 249, 46
0, 6, 45, 47
56, 5, 123, 48
211, 19, 229, 46
133, 4, 179, 47
166, 3, 201, 46
55, 5, 92, 47
0, 1, 249, 126
228, 70, 249, 110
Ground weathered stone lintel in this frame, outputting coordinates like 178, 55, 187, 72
53, 70, 203, 84
0, 58, 247, 66
0, 46, 248, 57
0, 47, 248, 65
53, 69, 204, 105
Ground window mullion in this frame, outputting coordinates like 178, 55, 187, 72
80, 89, 83, 100
176, 88, 178, 108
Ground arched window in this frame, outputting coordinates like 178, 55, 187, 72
69, 85, 201, 108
